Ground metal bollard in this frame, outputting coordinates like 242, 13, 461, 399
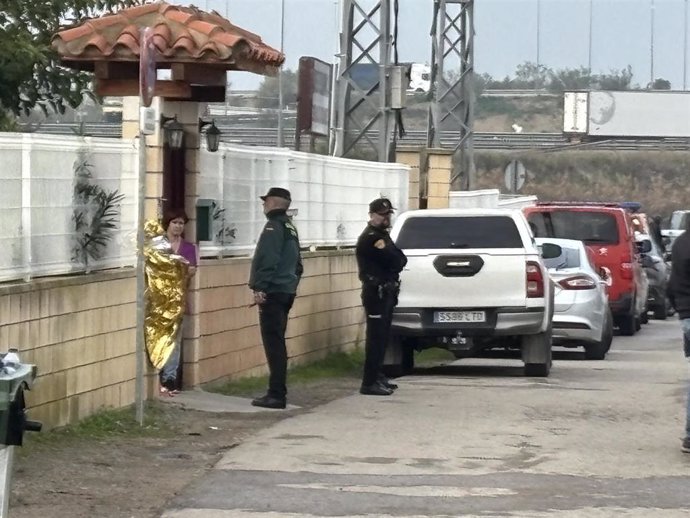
0, 350, 41, 518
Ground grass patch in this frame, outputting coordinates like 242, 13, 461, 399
22, 402, 175, 452
415, 347, 456, 365
210, 348, 365, 397
209, 347, 459, 397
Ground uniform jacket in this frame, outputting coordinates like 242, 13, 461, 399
668, 230, 690, 322
355, 223, 407, 285
249, 209, 303, 294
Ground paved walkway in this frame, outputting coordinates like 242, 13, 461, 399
162, 320, 690, 517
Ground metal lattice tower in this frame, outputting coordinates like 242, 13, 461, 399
334, 0, 393, 162
427, 0, 476, 189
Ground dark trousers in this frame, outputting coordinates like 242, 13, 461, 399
361, 285, 397, 386
258, 292, 295, 399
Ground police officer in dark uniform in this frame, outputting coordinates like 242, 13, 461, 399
356, 198, 407, 396
249, 187, 303, 409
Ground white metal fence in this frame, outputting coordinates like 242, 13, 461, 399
1, 135, 409, 282
0, 134, 138, 283
197, 144, 409, 256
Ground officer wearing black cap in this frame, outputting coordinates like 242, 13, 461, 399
249, 187, 303, 409
356, 197, 407, 396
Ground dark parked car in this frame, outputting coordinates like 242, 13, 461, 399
636, 233, 672, 320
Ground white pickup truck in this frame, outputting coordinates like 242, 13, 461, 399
385, 208, 555, 377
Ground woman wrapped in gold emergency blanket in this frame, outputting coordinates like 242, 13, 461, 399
143, 220, 189, 371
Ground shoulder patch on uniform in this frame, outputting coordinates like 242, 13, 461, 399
374, 239, 386, 249
284, 221, 298, 237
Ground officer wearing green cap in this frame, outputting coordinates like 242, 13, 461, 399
249, 187, 303, 409
356, 197, 407, 396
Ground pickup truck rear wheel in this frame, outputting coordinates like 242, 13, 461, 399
522, 329, 552, 377
524, 362, 550, 377
401, 342, 414, 374
382, 337, 414, 378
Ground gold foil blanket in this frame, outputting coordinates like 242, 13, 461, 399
144, 220, 188, 370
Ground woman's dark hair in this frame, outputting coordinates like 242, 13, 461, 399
162, 208, 189, 230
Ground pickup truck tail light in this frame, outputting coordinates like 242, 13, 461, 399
558, 275, 597, 290
620, 254, 633, 280
526, 261, 544, 298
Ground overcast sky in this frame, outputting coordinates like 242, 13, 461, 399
193, 0, 690, 90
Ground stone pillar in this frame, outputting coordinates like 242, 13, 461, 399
158, 100, 205, 242
395, 146, 422, 210
157, 100, 204, 389
426, 148, 453, 209
121, 97, 205, 391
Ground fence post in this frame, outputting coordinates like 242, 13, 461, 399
20, 134, 32, 282
217, 150, 225, 257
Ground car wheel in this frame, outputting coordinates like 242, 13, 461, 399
584, 340, 608, 360
635, 316, 642, 331
667, 299, 676, 317
653, 304, 667, 320
618, 313, 636, 336
585, 310, 613, 360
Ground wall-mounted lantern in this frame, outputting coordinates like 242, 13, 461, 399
199, 118, 222, 153
160, 115, 185, 150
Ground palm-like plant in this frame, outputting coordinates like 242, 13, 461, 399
71, 149, 125, 272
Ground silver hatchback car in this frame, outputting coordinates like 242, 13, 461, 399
536, 237, 613, 360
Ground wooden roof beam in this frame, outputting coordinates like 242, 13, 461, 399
171, 63, 227, 86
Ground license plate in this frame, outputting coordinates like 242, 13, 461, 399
434, 311, 486, 323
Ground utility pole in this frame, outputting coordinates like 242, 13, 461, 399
683, 0, 688, 91
334, 0, 393, 162
650, 0, 655, 86
536, 0, 541, 88
277, 0, 286, 147
329, 0, 340, 154
588, 0, 593, 72
427, 0, 475, 190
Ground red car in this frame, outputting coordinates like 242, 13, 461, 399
524, 203, 649, 336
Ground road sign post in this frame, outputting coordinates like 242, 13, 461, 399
136, 27, 156, 426
504, 159, 526, 193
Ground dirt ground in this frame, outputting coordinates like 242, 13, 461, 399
10, 377, 361, 518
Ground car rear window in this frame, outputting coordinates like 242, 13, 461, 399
542, 245, 581, 270
671, 211, 689, 230
396, 216, 523, 249
528, 211, 620, 245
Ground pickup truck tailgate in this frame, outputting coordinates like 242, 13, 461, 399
399, 249, 528, 308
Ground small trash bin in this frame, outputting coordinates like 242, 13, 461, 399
0, 349, 41, 517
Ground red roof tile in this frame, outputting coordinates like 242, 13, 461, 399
52, 1, 284, 74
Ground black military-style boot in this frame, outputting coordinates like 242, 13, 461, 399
251, 394, 287, 409
360, 383, 393, 396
